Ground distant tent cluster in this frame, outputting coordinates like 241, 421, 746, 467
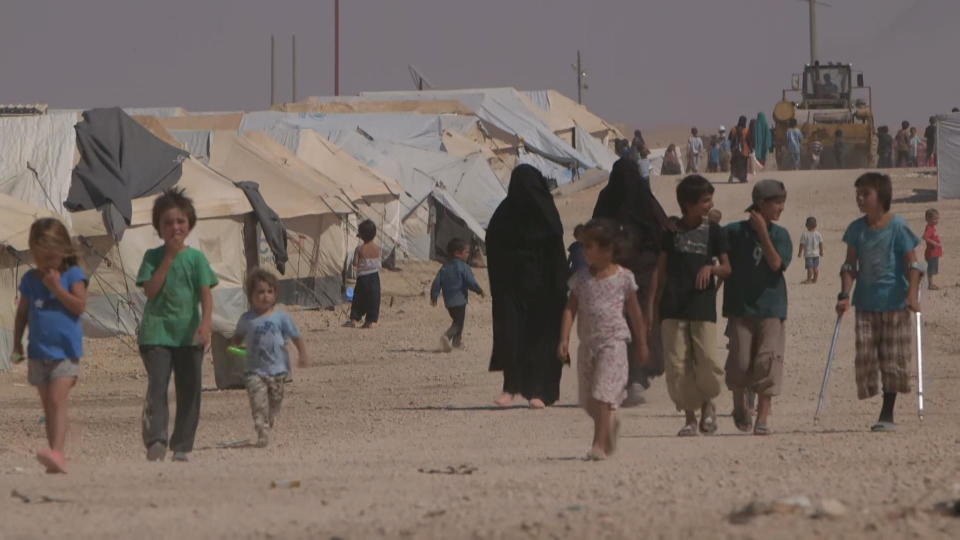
0, 87, 624, 371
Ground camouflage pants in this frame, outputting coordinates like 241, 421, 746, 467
245, 374, 285, 435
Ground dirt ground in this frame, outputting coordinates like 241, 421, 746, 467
2, 168, 958, 539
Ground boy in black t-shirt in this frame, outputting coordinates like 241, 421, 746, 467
655, 175, 731, 437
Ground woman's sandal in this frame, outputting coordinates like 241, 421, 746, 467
677, 423, 698, 437
699, 403, 718, 435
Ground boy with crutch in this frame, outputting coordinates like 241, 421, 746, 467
836, 173, 923, 432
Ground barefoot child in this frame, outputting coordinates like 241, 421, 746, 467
923, 208, 942, 290
346, 219, 381, 328
137, 188, 218, 462
430, 238, 485, 351
837, 172, 922, 432
655, 175, 731, 436
231, 269, 308, 447
558, 219, 648, 460
799, 216, 824, 284
12, 218, 87, 473
724, 179, 792, 435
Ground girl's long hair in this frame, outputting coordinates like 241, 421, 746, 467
28, 217, 78, 270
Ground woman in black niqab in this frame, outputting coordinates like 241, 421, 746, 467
486, 164, 568, 408
592, 157, 671, 397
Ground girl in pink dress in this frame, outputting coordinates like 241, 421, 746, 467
558, 219, 649, 460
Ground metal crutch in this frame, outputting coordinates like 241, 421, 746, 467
815, 314, 844, 424
916, 286, 925, 422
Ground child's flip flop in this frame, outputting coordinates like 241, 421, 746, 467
870, 421, 896, 433
677, 424, 698, 437
753, 424, 771, 436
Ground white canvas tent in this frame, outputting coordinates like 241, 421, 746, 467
207, 131, 353, 307
936, 113, 960, 199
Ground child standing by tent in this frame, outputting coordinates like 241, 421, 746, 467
558, 219, 648, 460
431, 238, 485, 352
655, 175, 731, 436
12, 218, 87, 473
345, 219, 381, 329
724, 180, 792, 435
231, 268, 308, 447
137, 188, 218, 462
836, 172, 922, 432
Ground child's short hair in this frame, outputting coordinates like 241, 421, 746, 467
835, 129, 843, 138
925, 208, 939, 220
245, 267, 279, 302
446, 237, 467, 255
152, 187, 197, 233
691, 127, 698, 136
806, 216, 817, 228
357, 219, 377, 242
854, 172, 893, 212
29, 217, 78, 268
639, 146, 651, 158
676, 174, 714, 213
901, 121, 909, 130
789, 118, 798, 128
580, 219, 621, 255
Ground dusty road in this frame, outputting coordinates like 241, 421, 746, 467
2, 168, 958, 539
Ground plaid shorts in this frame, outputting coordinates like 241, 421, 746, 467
854, 310, 911, 399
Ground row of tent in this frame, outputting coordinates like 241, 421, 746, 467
0, 87, 637, 372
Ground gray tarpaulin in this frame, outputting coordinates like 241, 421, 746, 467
66, 108, 188, 238
937, 113, 960, 199
234, 181, 289, 275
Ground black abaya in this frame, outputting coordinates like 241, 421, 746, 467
592, 158, 670, 378
486, 165, 568, 405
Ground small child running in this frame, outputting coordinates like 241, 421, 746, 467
231, 268, 308, 447
723, 179, 792, 435
12, 218, 87, 473
137, 188, 218, 462
799, 216, 824, 284
346, 219, 381, 329
558, 219, 648, 460
655, 175, 731, 437
430, 238, 485, 352
923, 208, 942, 290
837, 172, 922, 432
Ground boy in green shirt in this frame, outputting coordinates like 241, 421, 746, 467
723, 180, 792, 435
136, 188, 218, 462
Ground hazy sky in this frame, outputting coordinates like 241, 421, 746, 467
2, 0, 957, 129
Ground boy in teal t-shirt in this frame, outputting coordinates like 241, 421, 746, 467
837, 172, 921, 433
723, 180, 792, 436
136, 188, 218, 462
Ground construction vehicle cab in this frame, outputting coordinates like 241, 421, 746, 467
773, 62, 875, 169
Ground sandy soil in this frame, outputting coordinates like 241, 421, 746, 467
2, 168, 959, 539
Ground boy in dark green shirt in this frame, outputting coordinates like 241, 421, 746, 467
723, 180, 792, 435
136, 188, 218, 462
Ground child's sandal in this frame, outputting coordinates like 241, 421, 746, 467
677, 424, 698, 437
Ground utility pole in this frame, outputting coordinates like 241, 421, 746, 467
571, 50, 588, 105
292, 34, 297, 102
334, 0, 340, 96
809, 0, 817, 64
270, 35, 276, 106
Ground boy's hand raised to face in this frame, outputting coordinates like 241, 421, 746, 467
748, 210, 768, 236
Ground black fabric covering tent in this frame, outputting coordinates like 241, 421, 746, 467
66, 107, 188, 238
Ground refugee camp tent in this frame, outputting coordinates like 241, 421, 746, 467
207, 131, 353, 307
0, 112, 80, 223
524, 90, 623, 141
936, 113, 960, 199
0, 195, 58, 371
